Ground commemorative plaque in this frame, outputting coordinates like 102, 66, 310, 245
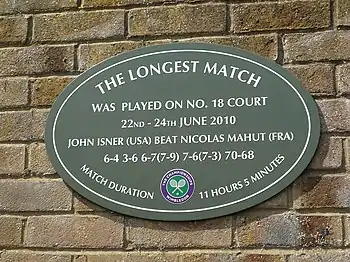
45, 43, 320, 221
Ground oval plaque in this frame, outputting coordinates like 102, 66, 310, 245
45, 43, 320, 221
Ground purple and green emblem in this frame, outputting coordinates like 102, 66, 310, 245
160, 169, 195, 204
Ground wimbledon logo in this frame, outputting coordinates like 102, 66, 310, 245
160, 169, 195, 204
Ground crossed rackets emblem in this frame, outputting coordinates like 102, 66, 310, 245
160, 169, 195, 204
169, 178, 186, 194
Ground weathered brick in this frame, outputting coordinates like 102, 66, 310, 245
235, 254, 285, 262
34, 11, 124, 43
337, 0, 350, 26
75, 256, 87, 262
0, 111, 31, 141
74, 195, 106, 212
344, 216, 350, 246
293, 175, 350, 209
237, 213, 299, 247
31, 76, 74, 106
83, 0, 160, 7
28, 143, 54, 174
145, 35, 277, 61
336, 63, 350, 95
346, 138, 350, 169
300, 216, 342, 248
31, 109, 49, 140
129, 4, 226, 36
25, 215, 124, 248
236, 213, 342, 247
180, 253, 284, 262
77, 253, 286, 262
0, 78, 28, 108
83, 0, 209, 8
284, 31, 350, 62
289, 252, 350, 262
317, 99, 350, 132
254, 188, 288, 209
0, 251, 71, 262
285, 64, 335, 95
309, 136, 342, 169
82, 253, 178, 262
0, 0, 76, 14
231, 0, 330, 33
126, 217, 231, 249
178, 34, 278, 60
0, 180, 72, 211
144, 39, 173, 46
31, 109, 48, 140
0, 109, 49, 141
79, 42, 143, 71
0, 16, 27, 43
0, 46, 74, 76
0, 216, 23, 246
0, 144, 25, 174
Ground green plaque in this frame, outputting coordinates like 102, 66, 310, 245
45, 43, 320, 221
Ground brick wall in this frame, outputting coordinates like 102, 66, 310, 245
0, 0, 349, 261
